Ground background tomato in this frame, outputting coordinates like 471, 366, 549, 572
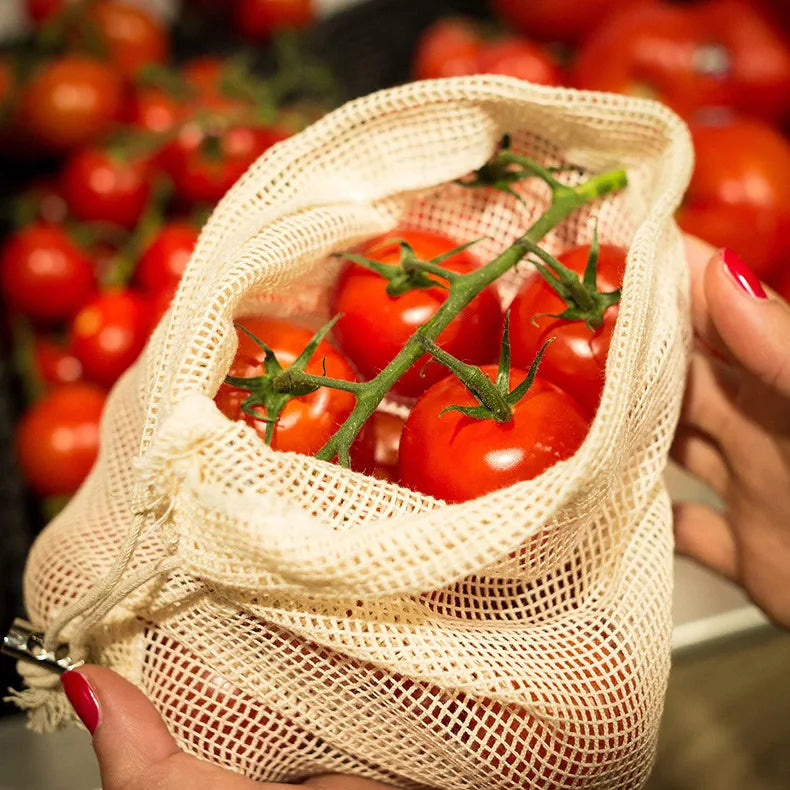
509, 243, 627, 418
0, 223, 96, 323
33, 334, 83, 386
677, 117, 790, 284
15, 381, 106, 496
214, 316, 374, 470
398, 364, 589, 503
70, 289, 153, 386
476, 36, 561, 85
491, 0, 640, 43
134, 221, 199, 298
17, 55, 124, 152
330, 228, 503, 399
234, 0, 313, 41
84, 1, 170, 80
60, 146, 152, 229
571, 0, 790, 123
412, 18, 484, 81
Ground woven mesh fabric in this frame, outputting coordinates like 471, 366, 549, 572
20, 76, 693, 789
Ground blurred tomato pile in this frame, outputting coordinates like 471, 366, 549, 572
416, 0, 790, 295
4, 0, 790, 512
0, 0, 333, 504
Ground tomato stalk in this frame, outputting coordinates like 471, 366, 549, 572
414, 315, 552, 424
232, 151, 626, 467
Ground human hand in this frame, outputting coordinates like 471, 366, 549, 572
61, 665, 396, 790
672, 236, 790, 628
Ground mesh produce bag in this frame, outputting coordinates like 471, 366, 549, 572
12, 76, 693, 789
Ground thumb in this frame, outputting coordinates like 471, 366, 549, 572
60, 665, 259, 789
704, 248, 790, 397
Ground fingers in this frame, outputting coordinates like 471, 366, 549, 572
672, 502, 739, 583
703, 247, 790, 398
61, 665, 262, 790
670, 425, 729, 495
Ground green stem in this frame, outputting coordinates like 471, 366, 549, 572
307, 166, 627, 465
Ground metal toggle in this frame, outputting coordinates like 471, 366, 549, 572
1, 618, 82, 674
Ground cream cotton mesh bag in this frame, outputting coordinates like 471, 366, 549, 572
10, 75, 693, 789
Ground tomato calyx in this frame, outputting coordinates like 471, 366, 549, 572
338, 238, 480, 297
223, 316, 358, 445
415, 314, 550, 424
522, 230, 621, 330
456, 135, 582, 203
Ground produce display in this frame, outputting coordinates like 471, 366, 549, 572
1, 0, 789, 784
1, 0, 789, 514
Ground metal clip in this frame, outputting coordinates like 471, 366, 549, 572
1, 618, 82, 674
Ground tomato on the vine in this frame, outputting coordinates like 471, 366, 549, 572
71, 289, 153, 386
233, 0, 313, 41
17, 55, 123, 152
127, 86, 187, 135
33, 334, 83, 386
509, 243, 627, 417
0, 223, 96, 323
61, 146, 153, 229
398, 364, 590, 503
214, 316, 374, 471
676, 118, 790, 284
15, 382, 106, 496
25, 0, 64, 25
330, 229, 503, 399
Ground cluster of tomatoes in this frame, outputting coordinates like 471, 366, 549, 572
216, 226, 625, 504
0, 0, 325, 502
416, 0, 790, 295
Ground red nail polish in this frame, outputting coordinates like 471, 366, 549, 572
61, 670, 100, 733
722, 248, 767, 299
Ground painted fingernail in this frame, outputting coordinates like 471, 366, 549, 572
61, 670, 100, 733
722, 248, 767, 299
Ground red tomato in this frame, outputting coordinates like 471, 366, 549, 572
491, 0, 639, 43
509, 244, 627, 418
84, 1, 169, 80
17, 56, 123, 152
412, 18, 484, 81
61, 146, 152, 229
182, 56, 227, 99
0, 58, 13, 108
476, 37, 562, 86
33, 333, 83, 386
398, 364, 589, 502
71, 290, 153, 386
233, 0, 313, 41
0, 223, 96, 323
676, 118, 790, 283
370, 409, 405, 482
330, 229, 503, 399
25, 0, 64, 24
571, 0, 790, 123
167, 124, 288, 205
15, 382, 106, 496
127, 86, 188, 135
135, 222, 199, 297
16, 179, 69, 225
214, 317, 374, 470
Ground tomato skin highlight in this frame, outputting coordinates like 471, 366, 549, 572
398, 365, 590, 503
330, 229, 503, 399
0, 223, 96, 323
214, 317, 374, 472
509, 243, 627, 418
15, 382, 106, 496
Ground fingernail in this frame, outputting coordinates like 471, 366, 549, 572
61, 670, 100, 733
722, 248, 767, 299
